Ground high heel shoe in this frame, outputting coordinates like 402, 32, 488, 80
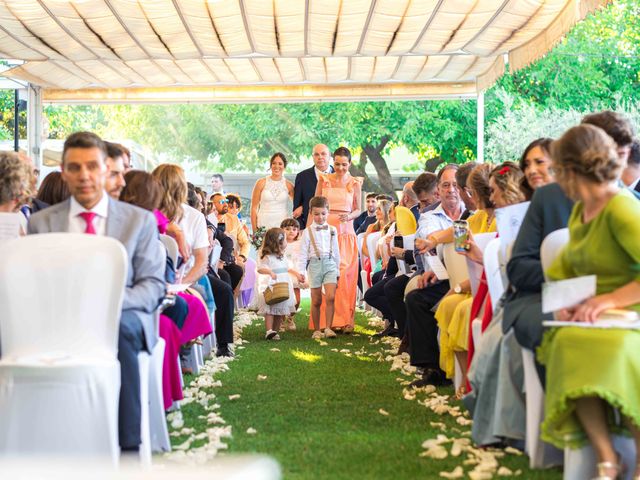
593, 461, 622, 480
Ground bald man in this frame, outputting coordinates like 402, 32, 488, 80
292, 143, 334, 229
401, 181, 420, 221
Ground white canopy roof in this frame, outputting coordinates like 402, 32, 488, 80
0, 0, 608, 103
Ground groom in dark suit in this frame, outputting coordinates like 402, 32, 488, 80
28, 131, 166, 453
293, 144, 333, 229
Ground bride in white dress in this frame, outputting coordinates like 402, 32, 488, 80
250, 153, 294, 231
248, 153, 294, 310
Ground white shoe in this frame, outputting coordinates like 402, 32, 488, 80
311, 330, 323, 340
265, 330, 278, 340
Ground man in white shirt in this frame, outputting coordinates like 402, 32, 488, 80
292, 144, 334, 229
28, 131, 166, 453
406, 165, 465, 388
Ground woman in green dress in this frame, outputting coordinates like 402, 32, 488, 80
540, 124, 640, 480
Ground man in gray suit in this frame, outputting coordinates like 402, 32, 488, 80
28, 132, 166, 453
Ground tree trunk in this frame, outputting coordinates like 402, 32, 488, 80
349, 151, 379, 193
363, 136, 395, 195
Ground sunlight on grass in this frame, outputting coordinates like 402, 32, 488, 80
356, 355, 373, 362
354, 324, 376, 336
291, 349, 322, 363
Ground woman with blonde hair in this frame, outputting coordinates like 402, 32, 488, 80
540, 124, 640, 479
362, 199, 393, 259
0, 151, 32, 237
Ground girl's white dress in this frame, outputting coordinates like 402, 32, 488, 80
284, 239, 303, 289
257, 254, 296, 316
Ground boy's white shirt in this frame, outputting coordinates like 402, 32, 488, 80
297, 221, 341, 273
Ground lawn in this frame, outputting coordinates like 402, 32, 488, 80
172, 300, 562, 480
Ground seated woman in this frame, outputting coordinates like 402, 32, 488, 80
362, 199, 393, 282
0, 151, 32, 237
540, 124, 640, 479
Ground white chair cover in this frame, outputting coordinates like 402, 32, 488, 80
366, 232, 382, 269
0, 234, 126, 464
442, 243, 469, 289
160, 234, 179, 266
483, 238, 505, 309
521, 228, 567, 469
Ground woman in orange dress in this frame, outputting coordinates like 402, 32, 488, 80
309, 146, 362, 332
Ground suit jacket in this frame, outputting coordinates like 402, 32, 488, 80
28, 197, 166, 352
293, 165, 334, 229
502, 182, 574, 333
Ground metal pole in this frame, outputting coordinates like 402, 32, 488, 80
13, 89, 19, 152
476, 91, 484, 163
27, 84, 43, 172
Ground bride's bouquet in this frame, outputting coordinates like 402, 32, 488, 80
251, 226, 267, 250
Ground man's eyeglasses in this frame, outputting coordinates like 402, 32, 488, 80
218, 199, 228, 204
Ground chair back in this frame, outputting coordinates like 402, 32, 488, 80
540, 228, 569, 280
442, 243, 469, 289
466, 232, 497, 296
160, 234, 179, 266
366, 231, 382, 268
209, 241, 222, 270
483, 237, 505, 305
395, 206, 417, 235
0, 234, 126, 359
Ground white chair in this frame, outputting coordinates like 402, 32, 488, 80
483, 237, 505, 311
465, 232, 496, 346
442, 243, 469, 289
0, 234, 126, 465
366, 231, 382, 269
160, 234, 179, 266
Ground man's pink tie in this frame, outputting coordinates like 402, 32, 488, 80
78, 211, 97, 235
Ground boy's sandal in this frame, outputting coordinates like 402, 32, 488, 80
343, 325, 354, 334
593, 461, 622, 480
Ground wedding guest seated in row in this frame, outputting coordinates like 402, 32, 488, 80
28, 132, 166, 454
354, 193, 378, 234
540, 124, 640, 480
404, 165, 466, 387
362, 199, 393, 272
104, 141, 127, 200
0, 151, 32, 237
36, 171, 70, 207
455, 162, 479, 212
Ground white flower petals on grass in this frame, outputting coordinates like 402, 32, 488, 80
378, 408, 389, 416
269, 348, 281, 352
228, 394, 241, 400
257, 374, 268, 381
246, 428, 257, 435
439, 466, 464, 478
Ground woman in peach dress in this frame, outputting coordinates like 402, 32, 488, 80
309, 146, 362, 332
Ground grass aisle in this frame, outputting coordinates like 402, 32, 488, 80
174, 300, 562, 479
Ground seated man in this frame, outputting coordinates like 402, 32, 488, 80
405, 165, 466, 387
28, 131, 166, 453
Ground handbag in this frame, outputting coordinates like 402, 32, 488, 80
263, 280, 290, 305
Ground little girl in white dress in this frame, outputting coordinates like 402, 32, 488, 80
281, 218, 307, 331
256, 227, 296, 340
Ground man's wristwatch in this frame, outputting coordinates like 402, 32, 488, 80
454, 284, 462, 294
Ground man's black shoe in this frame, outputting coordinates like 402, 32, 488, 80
373, 326, 399, 338
409, 368, 449, 388
215, 345, 234, 358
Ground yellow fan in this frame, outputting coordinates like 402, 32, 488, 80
395, 206, 417, 235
